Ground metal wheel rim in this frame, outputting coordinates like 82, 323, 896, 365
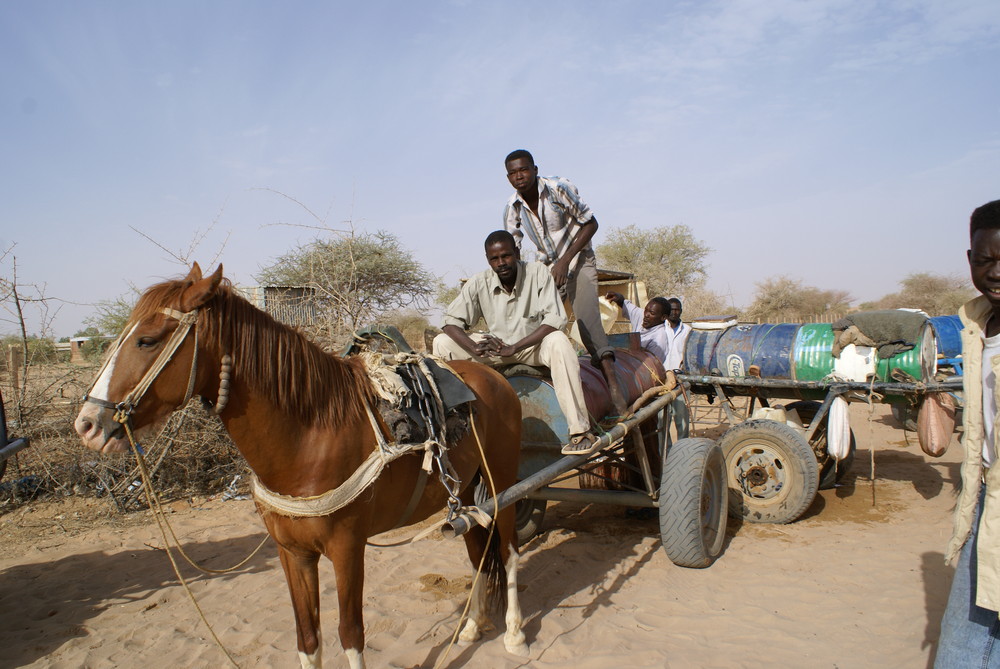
727, 440, 793, 504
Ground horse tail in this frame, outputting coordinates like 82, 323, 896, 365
481, 526, 509, 617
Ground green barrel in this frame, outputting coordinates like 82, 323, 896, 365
874, 320, 936, 384
792, 323, 836, 381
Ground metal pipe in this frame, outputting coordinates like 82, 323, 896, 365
0, 437, 29, 463
442, 388, 679, 538
525, 486, 656, 507
680, 374, 961, 394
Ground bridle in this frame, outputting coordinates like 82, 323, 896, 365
83, 306, 232, 423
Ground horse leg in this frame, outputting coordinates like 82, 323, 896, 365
458, 518, 528, 656
276, 545, 325, 669
458, 524, 493, 645
326, 533, 368, 669
497, 506, 528, 656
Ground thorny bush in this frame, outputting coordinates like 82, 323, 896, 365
1, 359, 248, 514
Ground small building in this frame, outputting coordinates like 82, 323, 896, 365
237, 285, 318, 327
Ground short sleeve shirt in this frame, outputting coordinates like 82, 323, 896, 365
503, 176, 597, 273
443, 260, 567, 343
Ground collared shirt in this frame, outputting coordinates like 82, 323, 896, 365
664, 321, 692, 371
443, 260, 567, 344
503, 175, 597, 273
621, 299, 668, 365
982, 330, 1000, 467
948, 294, 1000, 614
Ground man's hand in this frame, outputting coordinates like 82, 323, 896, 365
605, 291, 625, 307
550, 256, 571, 287
494, 343, 517, 358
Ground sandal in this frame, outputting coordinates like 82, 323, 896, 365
562, 432, 600, 456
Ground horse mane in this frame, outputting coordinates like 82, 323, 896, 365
130, 276, 375, 429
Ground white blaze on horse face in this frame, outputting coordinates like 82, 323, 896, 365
89, 324, 137, 403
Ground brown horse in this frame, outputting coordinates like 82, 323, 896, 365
73, 263, 527, 668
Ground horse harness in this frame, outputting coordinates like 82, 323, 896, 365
83, 307, 231, 425
86, 306, 487, 531
252, 351, 484, 530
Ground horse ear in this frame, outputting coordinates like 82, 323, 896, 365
179, 264, 224, 311
185, 262, 203, 282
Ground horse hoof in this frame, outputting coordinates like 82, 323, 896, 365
504, 638, 529, 657
458, 622, 482, 645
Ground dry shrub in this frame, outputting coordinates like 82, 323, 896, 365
1, 360, 247, 514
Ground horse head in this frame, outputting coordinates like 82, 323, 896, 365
74, 262, 225, 453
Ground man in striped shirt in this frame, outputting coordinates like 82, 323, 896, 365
502, 149, 627, 415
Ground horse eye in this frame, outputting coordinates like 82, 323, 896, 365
137, 336, 158, 348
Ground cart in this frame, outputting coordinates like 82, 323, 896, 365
678, 314, 964, 525
0, 388, 30, 482
347, 326, 729, 569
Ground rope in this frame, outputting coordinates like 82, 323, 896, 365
865, 375, 880, 507
434, 412, 499, 669
119, 418, 243, 667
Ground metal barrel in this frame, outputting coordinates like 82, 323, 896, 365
507, 347, 666, 480
684, 328, 726, 375
792, 323, 837, 381
874, 320, 936, 383
713, 323, 800, 379
929, 315, 963, 360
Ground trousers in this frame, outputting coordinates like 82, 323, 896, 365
561, 258, 613, 363
432, 330, 590, 436
936, 489, 1000, 668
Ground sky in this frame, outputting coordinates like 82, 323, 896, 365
2, 0, 998, 338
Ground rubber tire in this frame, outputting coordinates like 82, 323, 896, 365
783, 401, 856, 490
474, 479, 546, 547
720, 419, 820, 524
659, 437, 727, 568
514, 499, 547, 547
891, 403, 919, 432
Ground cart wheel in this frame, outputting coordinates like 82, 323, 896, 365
659, 437, 727, 568
514, 499, 547, 546
720, 419, 819, 524
783, 400, 856, 490
890, 403, 919, 432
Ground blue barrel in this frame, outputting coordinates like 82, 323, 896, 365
684, 328, 726, 375
508, 348, 665, 480
712, 323, 800, 379
930, 315, 963, 360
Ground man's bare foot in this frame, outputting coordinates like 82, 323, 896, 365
600, 354, 628, 417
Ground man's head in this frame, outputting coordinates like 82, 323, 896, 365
643, 297, 670, 329
505, 149, 538, 198
968, 199, 1000, 310
666, 298, 683, 327
485, 230, 519, 285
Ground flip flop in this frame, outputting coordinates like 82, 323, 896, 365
562, 432, 600, 456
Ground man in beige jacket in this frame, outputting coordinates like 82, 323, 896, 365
936, 198, 1000, 667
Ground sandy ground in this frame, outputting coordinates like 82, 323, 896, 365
0, 403, 963, 668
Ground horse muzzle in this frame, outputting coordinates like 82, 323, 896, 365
74, 405, 129, 453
